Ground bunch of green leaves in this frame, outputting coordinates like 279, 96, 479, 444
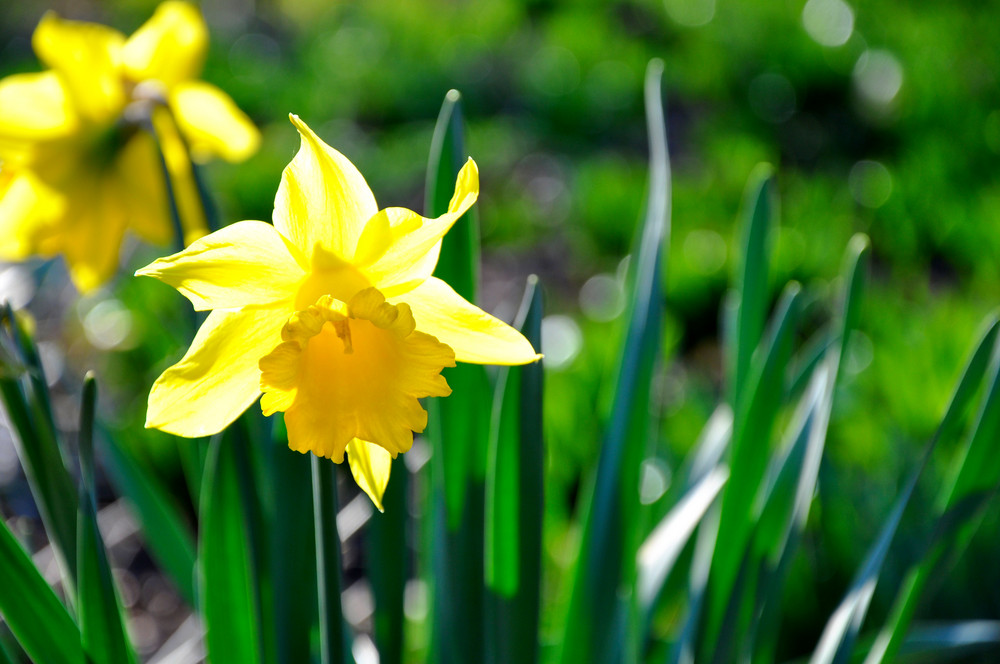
2, 57, 1000, 664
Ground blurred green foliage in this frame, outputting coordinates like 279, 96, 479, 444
2, 0, 1000, 660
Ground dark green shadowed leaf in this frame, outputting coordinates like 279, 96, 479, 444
424, 88, 490, 664
199, 432, 262, 664
728, 166, 775, 412
704, 282, 802, 654
863, 315, 1000, 664
751, 235, 870, 662
636, 466, 728, 624
313, 456, 350, 664
0, 517, 84, 664
898, 621, 1000, 661
486, 276, 544, 664
367, 455, 408, 664
269, 417, 317, 664
558, 58, 670, 664
102, 432, 196, 605
0, 304, 79, 591
76, 374, 136, 664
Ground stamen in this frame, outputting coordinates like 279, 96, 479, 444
333, 319, 353, 353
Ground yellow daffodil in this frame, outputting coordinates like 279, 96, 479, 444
0, 2, 259, 291
137, 114, 540, 509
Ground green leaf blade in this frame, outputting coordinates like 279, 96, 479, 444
558, 58, 670, 664
0, 518, 84, 664
76, 375, 136, 664
424, 88, 490, 664
199, 433, 262, 664
485, 276, 544, 664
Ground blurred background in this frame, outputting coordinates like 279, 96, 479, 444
1, 0, 999, 660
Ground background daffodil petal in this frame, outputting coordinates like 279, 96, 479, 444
32, 12, 125, 123
60, 175, 129, 293
356, 158, 478, 289
123, 1, 207, 88
146, 306, 284, 437
347, 439, 392, 512
170, 81, 260, 163
275, 114, 378, 261
115, 132, 173, 246
393, 277, 542, 366
136, 220, 305, 311
0, 72, 77, 147
0, 171, 63, 260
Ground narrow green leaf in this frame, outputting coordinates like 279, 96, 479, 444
667, 503, 721, 664
898, 620, 1000, 661
424, 88, 490, 664
101, 433, 196, 605
313, 457, 349, 664
836, 234, 871, 375
367, 456, 407, 664
728, 165, 775, 411
678, 404, 733, 493
809, 442, 923, 664
199, 432, 261, 664
637, 466, 729, 619
269, 417, 317, 664
1, 304, 79, 590
76, 374, 136, 664
751, 234, 870, 661
864, 315, 1000, 664
0, 517, 84, 664
485, 276, 544, 664
559, 58, 670, 664
231, 414, 276, 664
704, 282, 802, 652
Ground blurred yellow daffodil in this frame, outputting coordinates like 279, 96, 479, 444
137, 114, 540, 509
0, 2, 259, 291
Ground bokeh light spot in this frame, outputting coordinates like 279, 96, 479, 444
683, 229, 728, 275
849, 160, 893, 208
665, 0, 716, 27
802, 0, 855, 47
541, 315, 582, 370
639, 457, 671, 505
579, 273, 625, 322
84, 299, 135, 351
853, 49, 904, 107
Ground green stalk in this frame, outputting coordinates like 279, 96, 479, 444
424, 89, 490, 664
313, 457, 349, 664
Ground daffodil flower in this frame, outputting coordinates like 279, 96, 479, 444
137, 114, 540, 509
0, 2, 259, 291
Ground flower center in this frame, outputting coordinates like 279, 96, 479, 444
294, 259, 372, 311
259, 288, 456, 465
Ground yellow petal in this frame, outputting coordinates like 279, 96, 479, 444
0, 72, 78, 150
0, 170, 64, 260
152, 106, 208, 243
392, 277, 541, 365
122, 1, 207, 88
261, 289, 454, 463
170, 81, 260, 163
356, 159, 478, 290
274, 114, 378, 261
147, 305, 286, 437
60, 174, 129, 293
114, 131, 172, 246
32, 12, 126, 123
136, 220, 304, 311
346, 438, 391, 512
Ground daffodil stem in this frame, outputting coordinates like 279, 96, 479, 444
143, 117, 187, 255
312, 456, 348, 664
